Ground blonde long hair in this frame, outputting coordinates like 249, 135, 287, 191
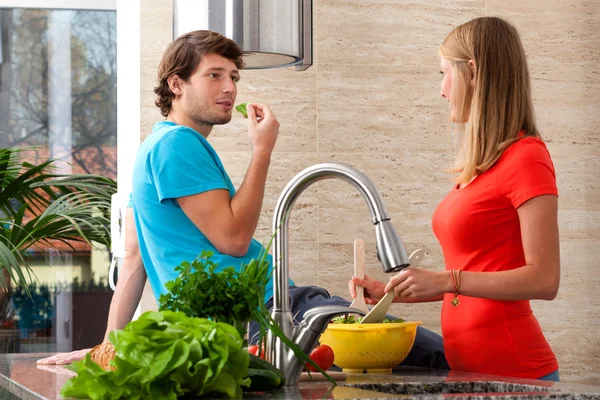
439, 17, 539, 185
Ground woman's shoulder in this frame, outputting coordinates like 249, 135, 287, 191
499, 135, 553, 167
494, 135, 558, 206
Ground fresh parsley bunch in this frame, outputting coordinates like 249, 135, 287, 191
158, 250, 271, 338
158, 247, 337, 385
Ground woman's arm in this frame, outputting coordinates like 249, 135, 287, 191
457, 194, 560, 301
389, 195, 560, 301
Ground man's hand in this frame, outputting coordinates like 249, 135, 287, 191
37, 348, 92, 365
247, 103, 279, 155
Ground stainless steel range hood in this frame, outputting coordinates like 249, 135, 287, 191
173, 0, 312, 71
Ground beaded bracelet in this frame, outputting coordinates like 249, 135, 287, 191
449, 269, 462, 306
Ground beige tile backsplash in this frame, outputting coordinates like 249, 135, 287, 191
140, 0, 600, 385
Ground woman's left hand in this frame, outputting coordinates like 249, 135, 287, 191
386, 269, 453, 300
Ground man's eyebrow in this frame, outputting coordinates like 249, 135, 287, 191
205, 67, 240, 75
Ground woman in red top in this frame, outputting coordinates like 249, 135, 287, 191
350, 16, 560, 381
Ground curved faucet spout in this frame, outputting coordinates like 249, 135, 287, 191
267, 162, 410, 385
271, 163, 409, 312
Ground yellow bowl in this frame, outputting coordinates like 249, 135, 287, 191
319, 321, 422, 374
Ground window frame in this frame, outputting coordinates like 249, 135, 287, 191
0, 0, 141, 302
0, 0, 140, 197
0, 1, 116, 11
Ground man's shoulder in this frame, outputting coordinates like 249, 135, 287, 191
154, 122, 200, 140
138, 123, 225, 178
145, 123, 207, 152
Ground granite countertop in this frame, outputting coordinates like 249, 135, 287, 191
2, 353, 600, 399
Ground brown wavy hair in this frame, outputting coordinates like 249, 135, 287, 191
154, 30, 245, 117
439, 17, 539, 185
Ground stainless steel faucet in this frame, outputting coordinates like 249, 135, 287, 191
266, 162, 411, 385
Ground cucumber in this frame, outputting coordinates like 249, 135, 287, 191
248, 354, 286, 386
244, 368, 281, 392
248, 354, 285, 387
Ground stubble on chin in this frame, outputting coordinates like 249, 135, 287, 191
191, 110, 232, 127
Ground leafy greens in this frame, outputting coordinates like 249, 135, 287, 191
61, 311, 250, 399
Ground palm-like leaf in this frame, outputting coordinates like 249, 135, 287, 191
0, 147, 117, 294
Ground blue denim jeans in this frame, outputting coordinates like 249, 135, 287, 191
538, 370, 560, 382
249, 285, 449, 370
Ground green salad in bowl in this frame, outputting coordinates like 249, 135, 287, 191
330, 315, 404, 324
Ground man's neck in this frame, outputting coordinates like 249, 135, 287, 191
167, 112, 212, 139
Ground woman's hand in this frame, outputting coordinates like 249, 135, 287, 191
349, 269, 452, 305
348, 275, 388, 305
386, 268, 453, 300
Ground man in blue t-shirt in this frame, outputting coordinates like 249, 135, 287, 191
39, 30, 447, 370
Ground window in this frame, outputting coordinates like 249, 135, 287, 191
0, 1, 117, 354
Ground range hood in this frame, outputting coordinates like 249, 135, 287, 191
173, 0, 312, 71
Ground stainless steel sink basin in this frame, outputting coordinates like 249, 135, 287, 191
342, 381, 559, 396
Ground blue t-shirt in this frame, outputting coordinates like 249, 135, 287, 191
131, 121, 280, 304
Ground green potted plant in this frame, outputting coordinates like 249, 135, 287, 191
0, 147, 116, 294
0, 147, 116, 351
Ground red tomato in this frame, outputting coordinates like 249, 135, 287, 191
248, 344, 265, 359
305, 344, 335, 372
300, 387, 335, 399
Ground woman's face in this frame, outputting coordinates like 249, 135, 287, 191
439, 57, 459, 122
440, 57, 475, 123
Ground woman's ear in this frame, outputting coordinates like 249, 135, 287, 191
468, 59, 476, 85
167, 75, 184, 96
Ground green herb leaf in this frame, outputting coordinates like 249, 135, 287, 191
235, 102, 249, 117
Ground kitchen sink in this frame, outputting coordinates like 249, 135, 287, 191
342, 381, 559, 396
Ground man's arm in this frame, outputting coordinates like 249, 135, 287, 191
37, 208, 146, 365
103, 208, 147, 340
177, 103, 279, 257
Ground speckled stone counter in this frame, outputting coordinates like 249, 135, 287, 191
3, 354, 600, 399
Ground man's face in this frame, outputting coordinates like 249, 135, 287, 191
179, 53, 240, 126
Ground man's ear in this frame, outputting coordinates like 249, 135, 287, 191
167, 75, 184, 96
468, 59, 476, 85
